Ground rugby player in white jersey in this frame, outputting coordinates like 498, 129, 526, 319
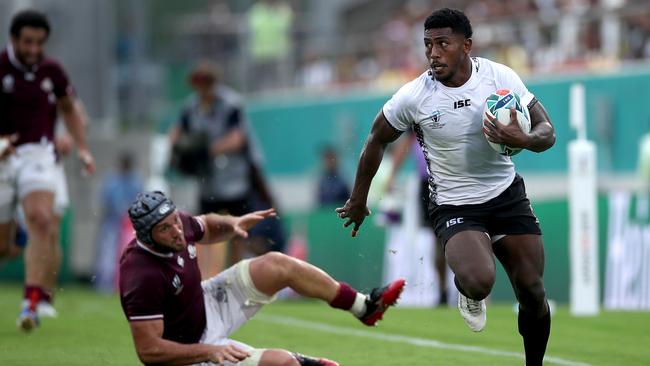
337, 8, 555, 366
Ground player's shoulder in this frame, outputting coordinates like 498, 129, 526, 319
40, 57, 67, 75
473, 56, 517, 79
119, 240, 161, 273
407, 70, 435, 92
393, 71, 434, 102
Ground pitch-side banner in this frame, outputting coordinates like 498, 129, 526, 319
605, 192, 650, 310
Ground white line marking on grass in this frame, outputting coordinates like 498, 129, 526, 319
257, 315, 591, 366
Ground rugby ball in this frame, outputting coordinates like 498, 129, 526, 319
483, 89, 531, 156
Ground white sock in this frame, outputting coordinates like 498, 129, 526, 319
350, 293, 368, 317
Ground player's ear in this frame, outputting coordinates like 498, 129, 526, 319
463, 37, 472, 54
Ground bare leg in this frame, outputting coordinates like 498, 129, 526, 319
433, 239, 447, 305
0, 221, 15, 259
45, 214, 63, 292
249, 252, 338, 301
258, 349, 338, 366
258, 349, 299, 366
23, 191, 55, 288
445, 230, 495, 300
248, 252, 404, 327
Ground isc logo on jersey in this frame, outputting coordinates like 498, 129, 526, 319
446, 217, 464, 228
483, 89, 531, 156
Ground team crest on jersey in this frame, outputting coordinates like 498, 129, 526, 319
187, 244, 197, 259
177, 255, 184, 268
214, 286, 228, 303
2, 74, 14, 92
172, 274, 184, 295
41, 77, 53, 92
420, 110, 446, 129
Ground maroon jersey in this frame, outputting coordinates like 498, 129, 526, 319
0, 46, 74, 146
119, 212, 207, 344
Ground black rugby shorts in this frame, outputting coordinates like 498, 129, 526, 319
429, 174, 542, 246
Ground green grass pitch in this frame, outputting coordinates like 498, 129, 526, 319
0, 284, 647, 365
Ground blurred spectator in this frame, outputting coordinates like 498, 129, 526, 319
317, 146, 350, 207
299, 52, 334, 88
169, 60, 285, 265
94, 152, 143, 293
247, 0, 294, 91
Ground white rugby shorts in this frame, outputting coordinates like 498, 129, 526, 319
0, 142, 58, 222
194, 258, 277, 366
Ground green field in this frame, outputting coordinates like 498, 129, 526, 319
0, 284, 647, 365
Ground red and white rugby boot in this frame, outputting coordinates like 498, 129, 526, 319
359, 278, 406, 326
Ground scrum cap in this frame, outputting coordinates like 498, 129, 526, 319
128, 191, 176, 245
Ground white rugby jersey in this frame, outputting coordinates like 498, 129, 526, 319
383, 57, 534, 206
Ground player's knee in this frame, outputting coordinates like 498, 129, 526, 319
253, 348, 298, 366
459, 272, 495, 300
516, 277, 546, 308
24, 208, 53, 233
259, 252, 292, 280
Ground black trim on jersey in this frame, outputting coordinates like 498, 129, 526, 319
527, 97, 539, 110
412, 123, 437, 203
383, 114, 405, 134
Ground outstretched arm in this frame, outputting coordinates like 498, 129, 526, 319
336, 110, 402, 236
196, 208, 276, 244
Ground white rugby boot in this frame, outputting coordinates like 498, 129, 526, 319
458, 292, 487, 332
21, 299, 58, 318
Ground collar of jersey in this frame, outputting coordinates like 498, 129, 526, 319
137, 240, 174, 258
6, 44, 39, 75
434, 57, 477, 92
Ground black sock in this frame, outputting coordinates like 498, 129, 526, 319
439, 288, 448, 305
518, 305, 551, 366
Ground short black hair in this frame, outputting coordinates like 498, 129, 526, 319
424, 8, 472, 38
10, 9, 51, 38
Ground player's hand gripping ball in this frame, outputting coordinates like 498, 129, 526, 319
483, 89, 531, 156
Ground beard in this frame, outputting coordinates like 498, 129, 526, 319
15, 49, 42, 68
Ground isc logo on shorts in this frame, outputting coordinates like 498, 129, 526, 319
446, 217, 464, 228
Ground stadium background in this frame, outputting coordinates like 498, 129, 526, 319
1, 0, 649, 365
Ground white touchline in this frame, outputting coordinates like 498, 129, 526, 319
257, 315, 591, 366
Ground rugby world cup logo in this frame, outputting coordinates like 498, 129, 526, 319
421, 110, 445, 129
